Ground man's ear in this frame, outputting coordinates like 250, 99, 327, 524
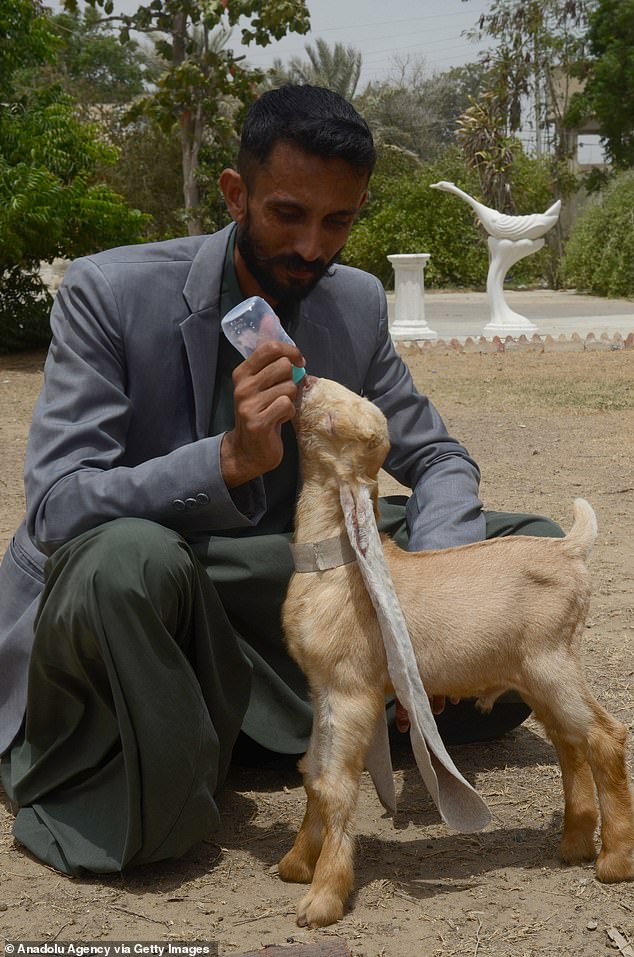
219, 168, 247, 224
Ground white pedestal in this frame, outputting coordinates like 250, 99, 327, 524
387, 253, 436, 341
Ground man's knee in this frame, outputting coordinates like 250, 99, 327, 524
45, 519, 195, 610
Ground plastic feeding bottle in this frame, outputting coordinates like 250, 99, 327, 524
221, 296, 306, 383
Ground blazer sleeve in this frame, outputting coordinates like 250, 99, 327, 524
24, 257, 265, 554
361, 276, 486, 552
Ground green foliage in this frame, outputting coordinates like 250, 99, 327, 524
0, 0, 57, 88
0, 268, 52, 351
13, 7, 151, 106
561, 170, 634, 296
96, 113, 187, 241
343, 146, 554, 289
343, 149, 486, 288
567, 0, 634, 169
1, 1, 148, 352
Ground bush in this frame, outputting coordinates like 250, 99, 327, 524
561, 170, 634, 298
0, 1, 148, 353
343, 147, 555, 289
343, 148, 488, 288
0, 268, 52, 352
0, 94, 148, 352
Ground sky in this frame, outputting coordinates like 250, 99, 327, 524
237, 0, 493, 87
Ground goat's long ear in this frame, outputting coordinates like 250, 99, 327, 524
338, 480, 491, 834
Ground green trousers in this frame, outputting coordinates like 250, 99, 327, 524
1, 501, 563, 875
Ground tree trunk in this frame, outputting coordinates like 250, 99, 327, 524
173, 12, 204, 236
180, 106, 204, 236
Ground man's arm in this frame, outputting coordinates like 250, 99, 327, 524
24, 258, 300, 554
362, 277, 485, 552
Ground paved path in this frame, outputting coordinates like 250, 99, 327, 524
386, 289, 634, 341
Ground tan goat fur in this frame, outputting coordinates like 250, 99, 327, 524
279, 376, 634, 929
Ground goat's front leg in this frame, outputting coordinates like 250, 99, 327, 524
295, 687, 385, 929
278, 726, 324, 885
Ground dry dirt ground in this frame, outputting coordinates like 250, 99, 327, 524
0, 347, 633, 957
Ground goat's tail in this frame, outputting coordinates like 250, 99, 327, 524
562, 498, 598, 559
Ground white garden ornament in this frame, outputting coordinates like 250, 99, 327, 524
430, 181, 561, 337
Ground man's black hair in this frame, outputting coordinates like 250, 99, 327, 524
238, 84, 376, 184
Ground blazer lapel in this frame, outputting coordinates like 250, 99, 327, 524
180, 226, 234, 439
180, 307, 220, 439
294, 299, 334, 380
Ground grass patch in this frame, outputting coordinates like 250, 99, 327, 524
405, 350, 634, 414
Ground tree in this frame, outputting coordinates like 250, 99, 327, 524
455, 91, 520, 212
71, 0, 311, 235
16, 8, 193, 242
270, 38, 362, 100
465, 0, 594, 161
0, 0, 147, 351
567, 0, 634, 169
14, 6, 151, 109
358, 58, 489, 163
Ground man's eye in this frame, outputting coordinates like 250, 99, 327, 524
275, 208, 302, 222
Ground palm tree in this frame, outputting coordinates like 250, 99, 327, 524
271, 38, 362, 101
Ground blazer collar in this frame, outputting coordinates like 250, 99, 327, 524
183, 223, 235, 314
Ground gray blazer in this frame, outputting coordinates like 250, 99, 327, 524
0, 224, 485, 753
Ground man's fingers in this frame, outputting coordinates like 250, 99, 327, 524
395, 698, 410, 732
236, 339, 305, 378
395, 694, 461, 731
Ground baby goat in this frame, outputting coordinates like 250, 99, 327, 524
279, 375, 634, 929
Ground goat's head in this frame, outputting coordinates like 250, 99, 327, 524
295, 376, 390, 485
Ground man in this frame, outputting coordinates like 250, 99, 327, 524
0, 85, 561, 876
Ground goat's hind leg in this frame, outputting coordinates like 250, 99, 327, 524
586, 703, 634, 882
525, 659, 634, 881
549, 729, 598, 865
295, 687, 385, 929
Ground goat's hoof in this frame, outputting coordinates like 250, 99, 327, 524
596, 848, 634, 883
560, 831, 596, 865
278, 849, 315, 885
296, 888, 344, 928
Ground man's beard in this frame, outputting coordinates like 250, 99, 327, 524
236, 216, 340, 308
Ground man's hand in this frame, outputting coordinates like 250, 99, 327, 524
395, 695, 461, 732
220, 339, 306, 488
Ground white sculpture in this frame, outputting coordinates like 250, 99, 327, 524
430, 181, 561, 337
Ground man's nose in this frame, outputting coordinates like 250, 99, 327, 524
294, 224, 326, 264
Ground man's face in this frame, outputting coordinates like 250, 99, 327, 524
230, 142, 369, 307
